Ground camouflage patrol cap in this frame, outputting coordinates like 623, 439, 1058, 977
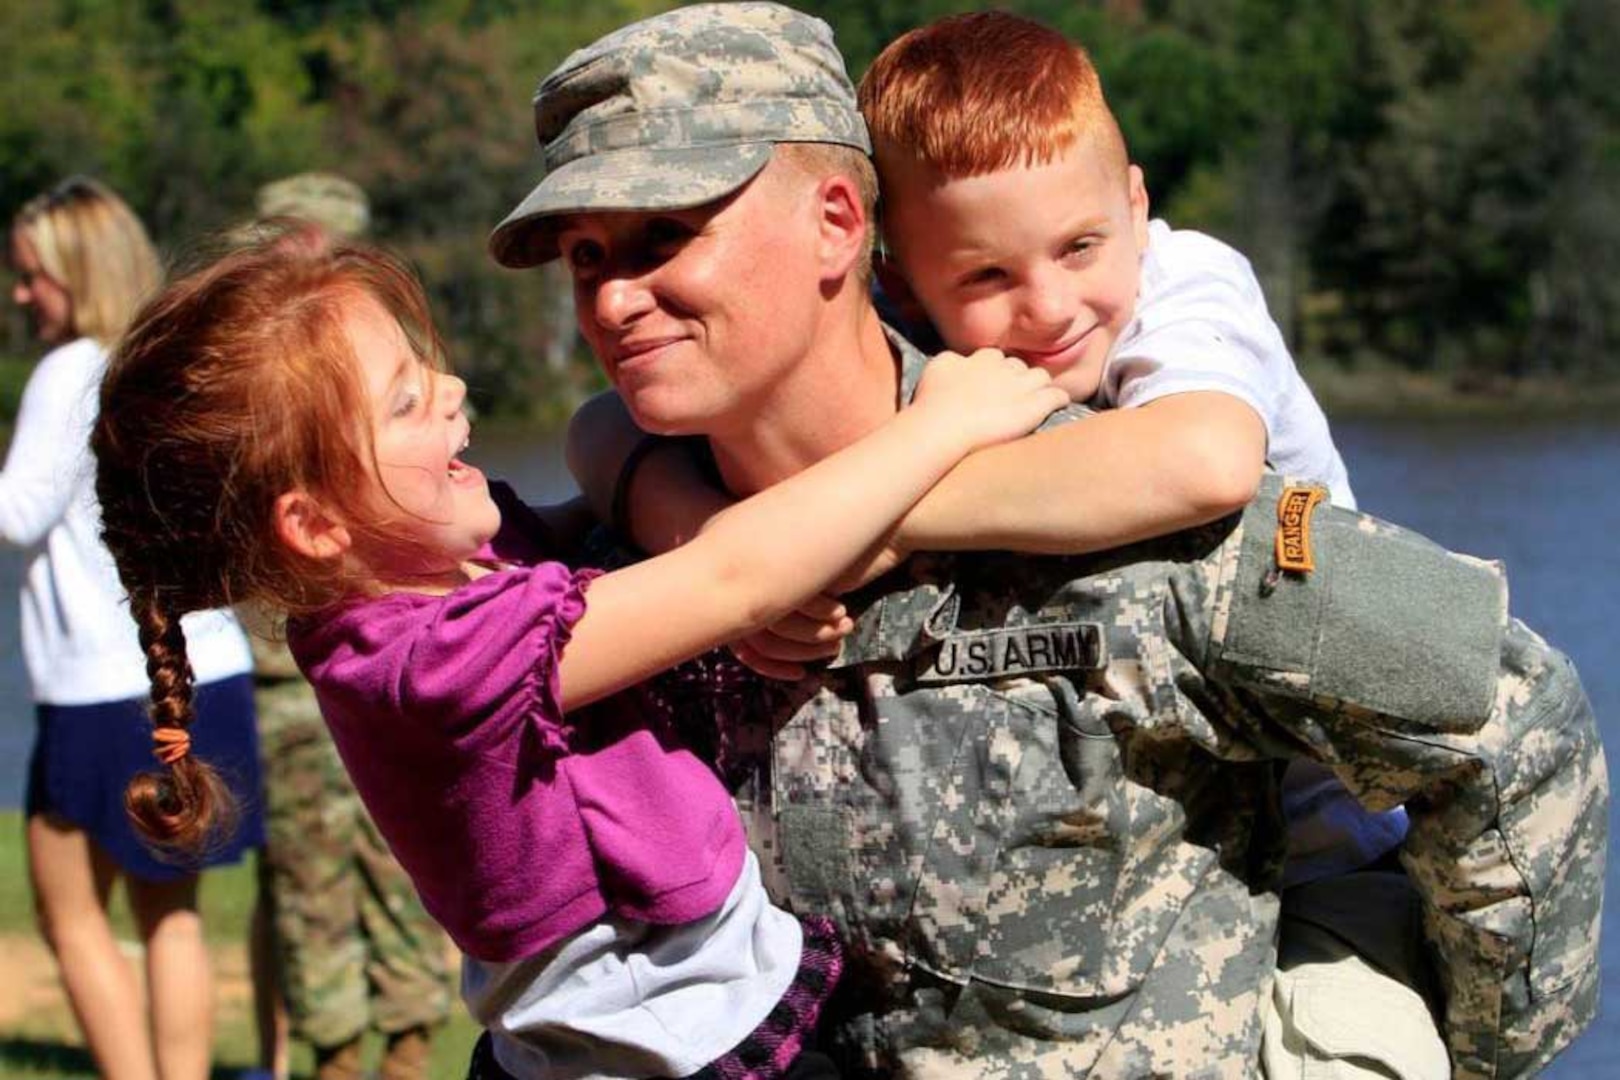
254, 173, 370, 238
489, 1, 871, 268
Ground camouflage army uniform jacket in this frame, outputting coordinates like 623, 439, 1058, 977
705, 332, 1606, 1080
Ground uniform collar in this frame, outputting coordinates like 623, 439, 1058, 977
827, 324, 957, 668
888, 321, 931, 409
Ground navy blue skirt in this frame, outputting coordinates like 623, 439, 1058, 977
25, 673, 266, 882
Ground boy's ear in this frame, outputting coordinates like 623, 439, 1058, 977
273, 491, 352, 562
1128, 164, 1151, 252
813, 172, 869, 283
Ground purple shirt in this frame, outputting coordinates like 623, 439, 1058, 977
288, 488, 746, 963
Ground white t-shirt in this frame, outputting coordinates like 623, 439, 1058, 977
464, 850, 801, 1079
1098, 222, 1405, 886
1098, 220, 1356, 509
0, 337, 252, 704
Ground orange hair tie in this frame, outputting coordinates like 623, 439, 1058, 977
152, 726, 191, 765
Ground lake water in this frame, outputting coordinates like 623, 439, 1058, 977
2, 415, 1615, 1075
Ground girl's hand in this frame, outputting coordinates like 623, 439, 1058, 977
911, 348, 1069, 452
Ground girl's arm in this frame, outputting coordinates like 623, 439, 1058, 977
566, 385, 1262, 677
565, 387, 1262, 681
555, 351, 1066, 711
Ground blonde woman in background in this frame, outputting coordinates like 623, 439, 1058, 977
6, 177, 262, 1080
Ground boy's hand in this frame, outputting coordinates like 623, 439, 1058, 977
728, 594, 853, 680
912, 348, 1068, 452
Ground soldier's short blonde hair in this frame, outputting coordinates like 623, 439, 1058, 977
13, 177, 162, 347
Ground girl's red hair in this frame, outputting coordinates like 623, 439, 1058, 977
94, 236, 446, 854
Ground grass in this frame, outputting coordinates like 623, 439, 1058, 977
0, 810, 481, 1078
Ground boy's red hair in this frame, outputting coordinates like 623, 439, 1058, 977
858, 11, 1127, 180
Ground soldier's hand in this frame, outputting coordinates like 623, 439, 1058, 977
728, 593, 852, 680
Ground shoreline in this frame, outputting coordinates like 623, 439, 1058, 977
6, 354, 1620, 435
1300, 361, 1620, 420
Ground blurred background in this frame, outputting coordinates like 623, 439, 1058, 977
3, 0, 1618, 419
0, 2, 1616, 1077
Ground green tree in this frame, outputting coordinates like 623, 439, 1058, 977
4, 0, 1613, 401
289, 0, 680, 416
1313, 1, 1557, 375
1524, 0, 1620, 377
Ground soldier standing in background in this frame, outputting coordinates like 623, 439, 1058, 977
238, 173, 451, 1080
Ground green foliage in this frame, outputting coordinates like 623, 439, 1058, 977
1522, 0, 1620, 376
0, 0, 680, 419
2, 0, 1616, 412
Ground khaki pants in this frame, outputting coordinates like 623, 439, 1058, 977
1261, 872, 1449, 1080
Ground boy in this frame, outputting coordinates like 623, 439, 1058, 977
861, 10, 1353, 535
857, 10, 1406, 892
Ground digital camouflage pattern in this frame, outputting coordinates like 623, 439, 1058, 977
694, 333, 1606, 1079
490, 2, 870, 268
255, 656, 451, 1049
254, 173, 370, 239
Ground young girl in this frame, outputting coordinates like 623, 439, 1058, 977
6, 177, 260, 1080
92, 238, 1065, 1079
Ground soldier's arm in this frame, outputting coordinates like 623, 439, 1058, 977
1196, 488, 1607, 1078
895, 389, 1266, 554
565, 389, 731, 554
1406, 620, 1605, 1079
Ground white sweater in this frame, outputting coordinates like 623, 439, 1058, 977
0, 337, 251, 705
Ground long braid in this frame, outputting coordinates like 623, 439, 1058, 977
92, 236, 436, 858
124, 586, 235, 854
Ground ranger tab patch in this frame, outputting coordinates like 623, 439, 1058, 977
916, 622, 1104, 685
1275, 485, 1327, 574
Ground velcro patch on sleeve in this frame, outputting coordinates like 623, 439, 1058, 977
1275, 485, 1328, 574
915, 623, 1104, 685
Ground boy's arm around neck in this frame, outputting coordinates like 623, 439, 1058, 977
896, 389, 1266, 555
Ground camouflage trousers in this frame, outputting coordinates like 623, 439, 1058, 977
257, 677, 452, 1049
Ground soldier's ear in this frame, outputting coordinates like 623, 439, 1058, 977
811, 172, 869, 285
